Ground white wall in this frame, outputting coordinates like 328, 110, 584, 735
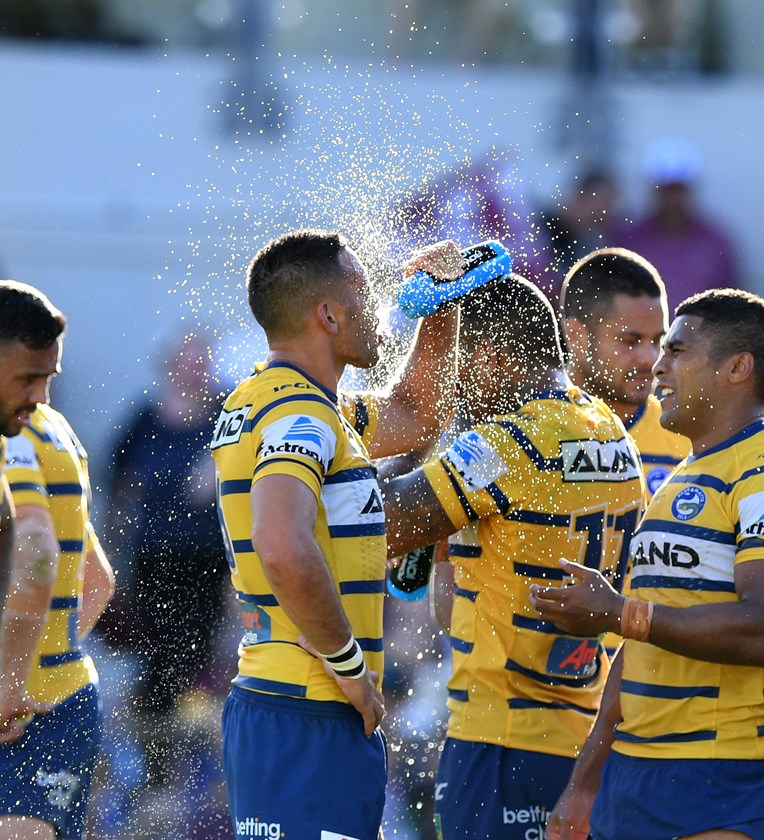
2, 40, 762, 492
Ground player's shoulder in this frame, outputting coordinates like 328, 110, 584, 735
213, 363, 342, 453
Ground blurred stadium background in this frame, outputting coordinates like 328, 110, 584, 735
2, 2, 764, 837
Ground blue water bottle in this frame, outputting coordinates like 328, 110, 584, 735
387, 544, 436, 601
396, 240, 512, 319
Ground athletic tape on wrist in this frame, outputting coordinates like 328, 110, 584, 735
620, 597, 654, 642
321, 636, 367, 679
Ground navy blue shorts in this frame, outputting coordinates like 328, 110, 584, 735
591, 751, 764, 840
223, 686, 387, 840
434, 738, 576, 840
0, 682, 103, 840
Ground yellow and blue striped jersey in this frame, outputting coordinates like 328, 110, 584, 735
428, 388, 645, 756
602, 394, 691, 653
626, 394, 691, 499
616, 418, 764, 760
212, 361, 385, 703
4, 405, 98, 705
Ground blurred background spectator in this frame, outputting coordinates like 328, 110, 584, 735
615, 134, 741, 312
539, 169, 621, 302
98, 329, 234, 823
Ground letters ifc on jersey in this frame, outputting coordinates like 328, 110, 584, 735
3, 405, 99, 704
433, 387, 645, 757
212, 361, 386, 702
619, 418, 764, 760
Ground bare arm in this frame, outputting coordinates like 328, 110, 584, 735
429, 542, 454, 633
251, 474, 385, 735
79, 526, 115, 640
547, 648, 623, 840
368, 241, 462, 459
0, 504, 58, 740
0, 482, 14, 616
381, 468, 456, 558
530, 557, 764, 666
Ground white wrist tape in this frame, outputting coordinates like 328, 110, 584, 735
321, 636, 367, 679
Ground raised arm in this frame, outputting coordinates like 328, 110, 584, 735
381, 467, 455, 559
368, 241, 463, 459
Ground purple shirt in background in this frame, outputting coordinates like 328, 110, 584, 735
615, 214, 740, 315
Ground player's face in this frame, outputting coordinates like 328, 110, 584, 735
0, 338, 61, 436
336, 248, 381, 370
653, 314, 720, 441
581, 293, 667, 408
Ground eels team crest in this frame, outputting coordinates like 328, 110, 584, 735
671, 486, 706, 521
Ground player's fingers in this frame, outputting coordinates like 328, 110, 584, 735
0, 719, 26, 744
558, 558, 589, 579
296, 635, 320, 658
27, 700, 55, 717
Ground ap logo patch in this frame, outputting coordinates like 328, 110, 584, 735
671, 486, 706, 521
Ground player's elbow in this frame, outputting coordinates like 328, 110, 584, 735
13, 520, 59, 589
251, 526, 306, 580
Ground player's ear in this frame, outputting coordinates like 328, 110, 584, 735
563, 317, 589, 360
727, 351, 755, 386
316, 299, 341, 335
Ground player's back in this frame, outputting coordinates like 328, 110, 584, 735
427, 387, 644, 755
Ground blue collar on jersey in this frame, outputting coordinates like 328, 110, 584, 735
686, 417, 764, 463
624, 400, 648, 431
263, 360, 339, 403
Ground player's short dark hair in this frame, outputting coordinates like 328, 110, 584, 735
676, 288, 764, 400
560, 247, 666, 325
461, 274, 564, 368
247, 229, 350, 339
0, 281, 66, 349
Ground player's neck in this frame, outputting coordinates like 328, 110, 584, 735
266, 346, 341, 394
689, 403, 764, 453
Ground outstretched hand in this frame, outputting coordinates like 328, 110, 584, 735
298, 636, 386, 738
529, 559, 624, 637
402, 240, 464, 281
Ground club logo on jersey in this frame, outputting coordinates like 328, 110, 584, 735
211, 406, 252, 450
632, 539, 700, 569
646, 466, 671, 497
561, 439, 640, 482
445, 431, 509, 489
671, 486, 706, 521
235, 817, 282, 838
